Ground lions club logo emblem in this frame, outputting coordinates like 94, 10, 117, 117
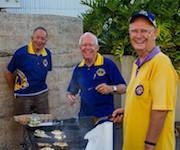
15, 69, 29, 91
43, 59, 48, 67
96, 68, 106, 77
135, 84, 144, 96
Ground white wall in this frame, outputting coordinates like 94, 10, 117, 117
5, 0, 89, 17
0, 0, 20, 8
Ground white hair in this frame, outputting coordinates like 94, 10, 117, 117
79, 32, 99, 46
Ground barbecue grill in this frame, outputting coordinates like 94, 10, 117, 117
21, 117, 95, 150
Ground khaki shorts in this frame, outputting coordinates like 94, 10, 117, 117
15, 91, 49, 115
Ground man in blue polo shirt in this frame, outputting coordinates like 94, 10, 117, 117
5, 26, 52, 115
67, 32, 126, 118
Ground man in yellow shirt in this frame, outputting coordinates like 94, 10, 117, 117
111, 10, 178, 150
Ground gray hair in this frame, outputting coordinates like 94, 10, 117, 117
33, 26, 48, 37
79, 32, 99, 46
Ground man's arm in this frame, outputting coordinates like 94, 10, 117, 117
4, 69, 15, 91
95, 83, 126, 95
145, 110, 168, 150
67, 93, 77, 105
115, 84, 126, 94
110, 108, 124, 123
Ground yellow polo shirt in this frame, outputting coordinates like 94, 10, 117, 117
123, 52, 178, 150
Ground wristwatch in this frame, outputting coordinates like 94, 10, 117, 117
112, 86, 117, 92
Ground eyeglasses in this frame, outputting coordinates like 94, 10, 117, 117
80, 44, 96, 48
129, 29, 153, 36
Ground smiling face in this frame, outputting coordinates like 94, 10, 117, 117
79, 33, 99, 65
129, 17, 158, 59
31, 29, 48, 52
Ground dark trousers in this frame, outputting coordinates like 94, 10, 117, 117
15, 91, 49, 115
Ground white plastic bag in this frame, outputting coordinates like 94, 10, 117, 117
84, 121, 113, 150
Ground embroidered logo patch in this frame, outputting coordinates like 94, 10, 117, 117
135, 84, 144, 96
96, 68, 106, 77
43, 59, 48, 67
15, 69, 29, 91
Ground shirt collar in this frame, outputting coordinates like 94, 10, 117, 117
78, 53, 104, 67
135, 46, 160, 68
28, 41, 47, 56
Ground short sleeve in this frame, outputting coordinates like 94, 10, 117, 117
46, 48, 52, 71
7, 52, 18, 73
67, 66, 80, 95
106, 58, 126, 85
151, 57, 177, 110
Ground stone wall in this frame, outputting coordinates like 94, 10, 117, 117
0, 12, 82, 149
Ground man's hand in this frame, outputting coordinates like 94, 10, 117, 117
95, 83, 112, 94
110, 108, 124, 123
145, 143, 155, 150
4, 69, 15, 91
95, 83, 126, 95
67, 93, 77, 105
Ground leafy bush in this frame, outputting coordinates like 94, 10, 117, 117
80, 0, 180, 72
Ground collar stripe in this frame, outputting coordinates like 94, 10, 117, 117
78, 53, 104, 67
28, 41, 47, 56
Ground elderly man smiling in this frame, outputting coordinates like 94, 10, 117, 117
67, 32, 126, 118
5, 26, 52, 115
111, 10, 178, 150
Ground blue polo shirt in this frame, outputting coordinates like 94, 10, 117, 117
7, 42, 52, 96
67, 53, 126, 117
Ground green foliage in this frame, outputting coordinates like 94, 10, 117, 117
80, 0, 180, 71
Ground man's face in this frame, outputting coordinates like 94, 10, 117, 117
129, 17, 157, 57
31, 29, 47, 51
79, 35, 98, 62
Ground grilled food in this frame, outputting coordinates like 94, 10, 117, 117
37, 142, 52, 147
34, 129, 51, 138
39, 147, 54, 150
51, 130, 63, 135
51, 130, 66, 141
53, 141, 68, 148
